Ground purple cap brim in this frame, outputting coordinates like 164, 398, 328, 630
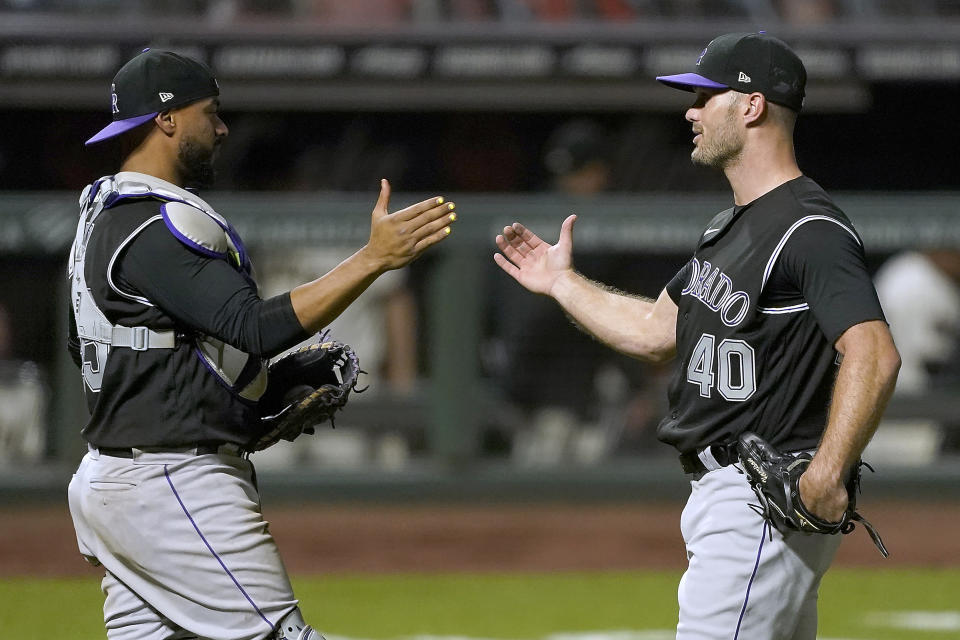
656, 73, 729, 92
85, 112, 158, 146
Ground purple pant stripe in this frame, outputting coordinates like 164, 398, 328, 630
733, 520, 768, 640
163, 464, 275, 632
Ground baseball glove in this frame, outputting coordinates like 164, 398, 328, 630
247, 336, 362, 452
736, 431, 888, 557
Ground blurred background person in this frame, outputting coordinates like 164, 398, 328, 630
244, 126, 423, 471
255, 246, 419, 471
0, 304, 46, 465
492, 119, 668, 466
874, 248, 960, 459
543, 119, 612, 195
493, 119, 614, 466
875, 249, 960, 395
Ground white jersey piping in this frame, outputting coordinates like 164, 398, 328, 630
761, 215, 860, 293
106, 214, 163, 306
758, 303, 810, 314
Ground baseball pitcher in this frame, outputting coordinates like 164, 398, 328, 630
494, 33, 900, 639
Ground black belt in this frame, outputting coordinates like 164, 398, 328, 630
678, 441, 740, 475
97, 443, 234, 458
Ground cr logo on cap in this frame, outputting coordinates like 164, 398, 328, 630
111, 83, 119, 115
696, 47, 708, 66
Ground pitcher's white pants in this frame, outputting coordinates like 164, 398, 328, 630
677, 464, 842, 640
68, 446, 298, 640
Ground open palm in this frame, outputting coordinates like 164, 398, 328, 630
494, 214, 577, 296
367, 179, 455, 271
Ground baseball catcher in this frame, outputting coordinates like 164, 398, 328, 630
248, 335, 362, 452
737, 431, 888, 557
68, 46, 458, 640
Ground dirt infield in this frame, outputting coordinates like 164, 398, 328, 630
1, 500, 956, 577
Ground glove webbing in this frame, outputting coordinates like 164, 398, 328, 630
745, 456, 888, 557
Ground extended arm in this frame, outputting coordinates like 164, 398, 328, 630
494, 215, 677, 363
551, 273, 678, 363
120, 180, 454, 358
119, 223, 307, 358
799, 320, 901, 520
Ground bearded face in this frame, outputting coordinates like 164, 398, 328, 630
177, 134, 221, 190
691, 93, 745, 170
173, 98, 227, 190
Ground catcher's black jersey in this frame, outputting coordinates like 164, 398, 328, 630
68, 193, 307, 449
658, 176, 885, 454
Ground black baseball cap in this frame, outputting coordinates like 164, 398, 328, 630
85, 48, 219, 146
656, 32, 806, 112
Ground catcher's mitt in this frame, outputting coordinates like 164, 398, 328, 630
736, 431, 888, 557
247, 337, 362, 452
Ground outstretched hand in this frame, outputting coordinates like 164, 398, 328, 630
493, 214, 577, 296
366, 179, 456, 271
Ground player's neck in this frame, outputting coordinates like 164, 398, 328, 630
119, 140, 184, 188
724, 138, 801, 206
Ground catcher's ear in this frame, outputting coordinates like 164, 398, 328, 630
155, 111, 177, 136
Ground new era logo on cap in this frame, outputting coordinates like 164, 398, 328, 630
159, 92, 174, 102
738, 72, 751, 83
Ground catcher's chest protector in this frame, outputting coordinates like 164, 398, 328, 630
68, 172, 267, 404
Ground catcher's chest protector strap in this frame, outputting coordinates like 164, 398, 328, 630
69, 172, 266, 401
91, 171, 249, 269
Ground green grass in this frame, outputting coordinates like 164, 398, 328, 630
1, 569, 958, 639
818, 569, 960, 639
296, 572, 681, 638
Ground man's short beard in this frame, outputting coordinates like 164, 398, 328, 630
691, 103, 744, 170
177, 137, 217, 190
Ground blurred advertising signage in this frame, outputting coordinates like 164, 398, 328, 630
214, 46, 346, 77
857, 46, 960, 80
1, 44, 119, 75
0, 42, 640, 80
3, 41, 960, 82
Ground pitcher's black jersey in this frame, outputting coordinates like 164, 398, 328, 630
657, 176, 885, 454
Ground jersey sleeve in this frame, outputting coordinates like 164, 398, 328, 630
776, 220, 886, 345
666, 259, 693, 304
115, 220, 309, 358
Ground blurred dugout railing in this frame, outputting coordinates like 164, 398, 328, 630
1, 191, 960, 502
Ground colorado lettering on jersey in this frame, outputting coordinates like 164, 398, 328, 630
680, 258, 750, 327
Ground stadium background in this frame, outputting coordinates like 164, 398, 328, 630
1, 1, 959, 638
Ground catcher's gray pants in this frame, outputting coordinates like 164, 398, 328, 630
676, 464, 842, 640
68, 446, 299, 640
